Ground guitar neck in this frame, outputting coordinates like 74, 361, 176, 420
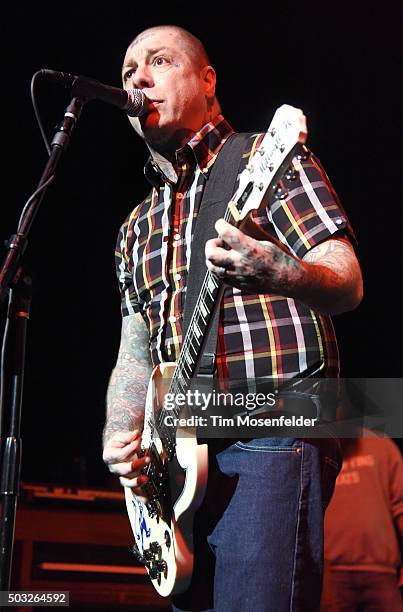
169, 193, 247, 402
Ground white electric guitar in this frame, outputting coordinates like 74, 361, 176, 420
124, 104, 308, 596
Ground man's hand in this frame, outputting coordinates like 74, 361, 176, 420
205, 218, 363, 315
205, 218, 302, 294
103, 430, 150, 497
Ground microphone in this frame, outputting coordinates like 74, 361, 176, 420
41, 69, 148, 117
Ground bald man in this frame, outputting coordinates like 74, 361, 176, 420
102, 25, 362, 612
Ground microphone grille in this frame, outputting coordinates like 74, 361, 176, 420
126, 89, 148, 117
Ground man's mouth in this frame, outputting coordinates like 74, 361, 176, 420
144, 101, 164, 118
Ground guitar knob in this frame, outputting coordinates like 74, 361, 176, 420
156, 559, 167, 575
149, 559, 167, 580
150, 542, 162, 556
149, 565, 159, 580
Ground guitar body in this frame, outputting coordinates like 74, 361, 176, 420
124, 362, 208, 596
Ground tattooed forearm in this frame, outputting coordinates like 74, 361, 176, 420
231, 240, 303, 295
206, 220, 363, 316
103, 313, 153, 446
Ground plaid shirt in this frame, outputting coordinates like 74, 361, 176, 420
115, 115, 354, 383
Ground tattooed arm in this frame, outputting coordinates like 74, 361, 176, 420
299, 237, 363, 314
205, 219, 363, 316
102, 313, 153, 489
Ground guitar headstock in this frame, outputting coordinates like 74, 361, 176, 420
234, 104, 308, 221
266, 104, 307, 152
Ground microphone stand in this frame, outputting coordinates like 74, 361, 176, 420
0, 96, 86, 591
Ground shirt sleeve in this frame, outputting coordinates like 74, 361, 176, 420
268, 150, 356, 259
115, 215, 142, 317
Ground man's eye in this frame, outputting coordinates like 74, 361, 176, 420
123, 70, 135, 81
152, 56, 172, 71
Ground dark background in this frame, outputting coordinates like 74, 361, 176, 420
1, 3, 401, 487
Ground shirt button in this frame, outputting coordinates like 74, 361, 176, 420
335, 218, 344, 225
169, 315, 177, 323
176, 193, 184, 199
174, 233, 181, 241
174, 273, 181, 281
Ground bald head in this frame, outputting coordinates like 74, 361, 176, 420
122, 25, 221, 157
129, 25, 210, 70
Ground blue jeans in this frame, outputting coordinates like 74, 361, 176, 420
172, 436, 341, 612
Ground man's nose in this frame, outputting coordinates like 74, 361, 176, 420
131, 65, 154, 89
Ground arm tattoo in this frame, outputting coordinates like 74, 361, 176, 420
103, 313, 153, 445
300, 238, 363, 314
303, 238, 355, 272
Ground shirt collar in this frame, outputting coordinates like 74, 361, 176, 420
144, 114, 234, 187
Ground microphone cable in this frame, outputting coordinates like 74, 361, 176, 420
30, 70, 52, 156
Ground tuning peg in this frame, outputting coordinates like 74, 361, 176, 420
285, 166, 299, 181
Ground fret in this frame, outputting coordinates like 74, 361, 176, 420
189, 336, 201, 355
196, 304, 207, 327
190, 323, 201, 340
183, 348, 194, 368
193, 320, 203, 340
207, 274, 218, 297
199, 300, 208, 319
199, 312, 207, 327
168, 382, 187, 406
171, 378, 186, 397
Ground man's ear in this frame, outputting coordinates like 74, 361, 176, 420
201, 65, 216, 98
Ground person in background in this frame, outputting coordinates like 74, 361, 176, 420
322, 431, 403, 611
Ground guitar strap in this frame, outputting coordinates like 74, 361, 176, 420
182, 132, 252, 376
